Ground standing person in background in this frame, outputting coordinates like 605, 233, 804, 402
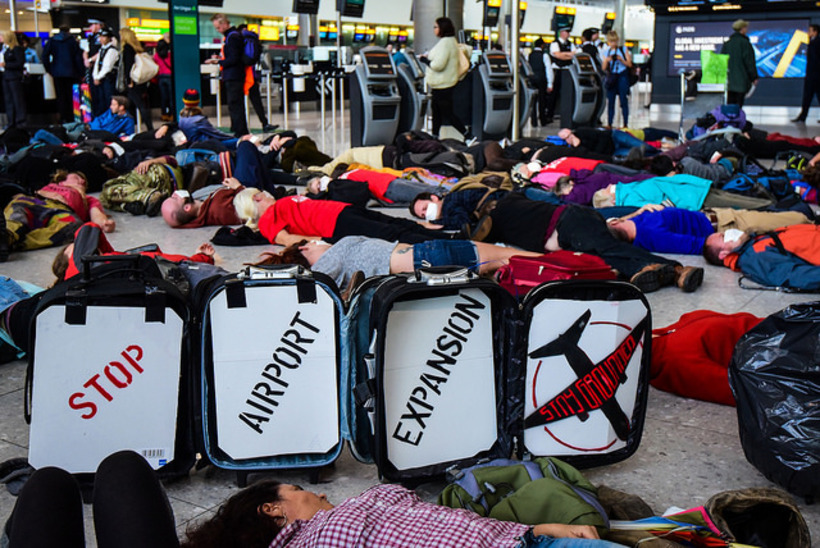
206, 14, 248, 137
792, 24, 820, 124
19, 35, 39, 64
154, 32, 174, 122
91, 28, 118, 117
546, 26, 578, 123
119, 28, 153, 132
83, 19, 104, 114
236, 24, 277, 132
42, 26, 83, 123
419, 17, 474, 143
580, 28, 602, 70
528, 38, 551, 127
389, 41, 410, 67
721, 19, 757, 108
601, 30, 632, 129
0, 32, 27, 128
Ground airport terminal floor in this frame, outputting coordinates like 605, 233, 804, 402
2, 98, 820, 545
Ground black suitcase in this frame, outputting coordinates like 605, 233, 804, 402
348, 270, 652, 482
26, 255, 195, 477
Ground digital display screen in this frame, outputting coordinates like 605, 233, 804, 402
484, 6, 500, 27
575, 55, 595, 73
354, 33, 365, 42
293, 0, 319, 14
668, 19, 809, 77
552, 13, 575, 33
338, 0, 365, 17
485, 52, 511, 75
364, 51, 394, 75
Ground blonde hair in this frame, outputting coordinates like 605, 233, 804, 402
606, 30, 619, 45
2, 31, 19, 49
233, 188, 263, 229
119, 28, 144, 53
592, 187, 616, 209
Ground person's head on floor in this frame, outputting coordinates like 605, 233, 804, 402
102, 142, 125, 160
434, 17, 455, 38
180, 480, 332, 548
302, 173, 331, 195
732, 19, 748, 34
802, 164, 820, 189
269, 131, 297, 151
110, 95, 130, 116
210, 13, 231, 34
233, 187, 275, 229
649, 155, 677, 176
606, 217, 636, 243
703, 230, 749, 265
410, 192, 443, 220
554, 175, 575, 196
557, 128, 580, 147
52, 243, 73, 282
253, 240, 313, 269
592, 184, 616, 208
161, 190, 198, 228
51, 170, 88, 193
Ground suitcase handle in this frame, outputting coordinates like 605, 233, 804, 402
412, 267, 473, 285
80, 254, 149, 281
239, 264, 309, 280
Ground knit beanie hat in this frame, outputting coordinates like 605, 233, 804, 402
183, 89, 200, 107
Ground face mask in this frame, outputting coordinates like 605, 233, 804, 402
425, 202, 439, 221
723, 228, 745, 243
527, 161, 541, 174
319, 176, 331, 192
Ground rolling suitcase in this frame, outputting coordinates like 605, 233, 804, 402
349, 271, 652, 481
26, 255, 195, 476
196, 265, 372, 484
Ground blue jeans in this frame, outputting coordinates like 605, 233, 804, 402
412, 240, 478, 270
519, 529, 623, 548
605, 71, 629, 127
611, 130, 649, 157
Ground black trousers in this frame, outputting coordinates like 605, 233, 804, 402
247, 80, 268, 127
332, 206, 457, 244
127, 83, 153, 131
531, 78, 549, 125
555, 206, 679, 279
727, 90, 746, 108
797, 79, 820, 120
430, 86, 468, 138
53, 77, 77, 123
158, 75, 174, 117
224, 79, 249, 136
545, 69, 564, 118
6, 451, 178, 548
2, 78, 26, 127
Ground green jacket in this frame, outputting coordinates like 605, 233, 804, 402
721, 32, 757, 93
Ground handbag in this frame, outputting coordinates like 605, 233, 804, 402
603, 70, 618, 90
130, 52, 159, 85
456, 44, 471, 81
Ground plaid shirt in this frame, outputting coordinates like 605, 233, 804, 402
269, 484, 528, 547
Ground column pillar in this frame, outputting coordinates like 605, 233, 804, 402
414, 0, 444, 55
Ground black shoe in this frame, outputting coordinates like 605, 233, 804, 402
263, 124, 280, 132
0, 214, 9, 263
145, 191, 169, 217
791, 117, 806, 123
629, 263, 676, 293
123, 200, 146, 216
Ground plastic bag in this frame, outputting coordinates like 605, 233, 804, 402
729, 302, 820, 501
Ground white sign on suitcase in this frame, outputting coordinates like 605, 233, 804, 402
29, 306, 183, 473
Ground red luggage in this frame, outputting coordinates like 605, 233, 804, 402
496, 251, 617, 297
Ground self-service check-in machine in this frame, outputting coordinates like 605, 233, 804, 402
559, 53, 603, 128
395, 50, 430, 134
518, 57, 537, 135
349, 46, 402, 147
472, 50, 516, 140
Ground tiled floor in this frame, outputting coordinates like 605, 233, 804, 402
1, 95, 819, 545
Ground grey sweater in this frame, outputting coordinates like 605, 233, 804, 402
312, 236, 396, 289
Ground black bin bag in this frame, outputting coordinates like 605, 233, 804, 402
729, 302, 820, 502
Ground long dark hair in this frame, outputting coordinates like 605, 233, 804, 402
436, 17, 456, 37
250, 241, 311, 270
181, 480, 285, 548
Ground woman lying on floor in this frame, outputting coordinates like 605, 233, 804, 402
254, 235, 542, 292
3, 449, 618, 548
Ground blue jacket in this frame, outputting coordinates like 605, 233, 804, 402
178, 114, 235, 143
88, 110, 135, 136
42, 30, 83, 79
436, 188, 509, 231
219, 27, 245, 81
616, 174, 712, 211
632, 207, 714, 255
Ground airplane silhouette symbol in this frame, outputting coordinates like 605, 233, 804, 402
525, 309, 646, 441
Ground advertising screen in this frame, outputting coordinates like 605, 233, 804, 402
668, 19, 809, 78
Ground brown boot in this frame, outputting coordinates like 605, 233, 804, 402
629, 263, 676, 293
469, 215, 493, 242
675, 265, 704, 292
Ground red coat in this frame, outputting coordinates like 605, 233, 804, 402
651, 310, 763, 406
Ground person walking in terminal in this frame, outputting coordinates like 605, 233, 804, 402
792, 24, 820, 124
418, 17, 475, 143
601, 31, 632, 129
721, 19, 758, 108
207, 14, 249, 137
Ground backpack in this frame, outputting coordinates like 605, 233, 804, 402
437, 457, 609, 529
730, 303, 820, 502
734, 229, 820, 292
240, 29, 262, 66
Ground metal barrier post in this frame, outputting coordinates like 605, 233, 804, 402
216, 75, 222, 128
266, 71, 272, 126
283, 76, 289, 129
331, 75, 337, 156
339, 75, 345, 146
244, 95, 250, 128
320, 72, 327, 152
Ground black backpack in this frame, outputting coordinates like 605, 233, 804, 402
729, 302, 820, 502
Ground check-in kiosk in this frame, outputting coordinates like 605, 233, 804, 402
396, 50, 430, 134
349, 46, 402, 147
472, 50, 516, 140
518, 57, 537, 134
558, 53, 603, 128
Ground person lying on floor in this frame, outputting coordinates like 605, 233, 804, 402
557, 127, 660, 158
99, 155, 182, 217
417, 192, 704, 293
648, 154, 736, 185
51, 221, 216, 282
4, 171, 115, 255
234, 188, 459, 247
2, 449, 618, 548
606, 204, 810, 255
256, 236, 542, 291
534, 171, 653, 207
